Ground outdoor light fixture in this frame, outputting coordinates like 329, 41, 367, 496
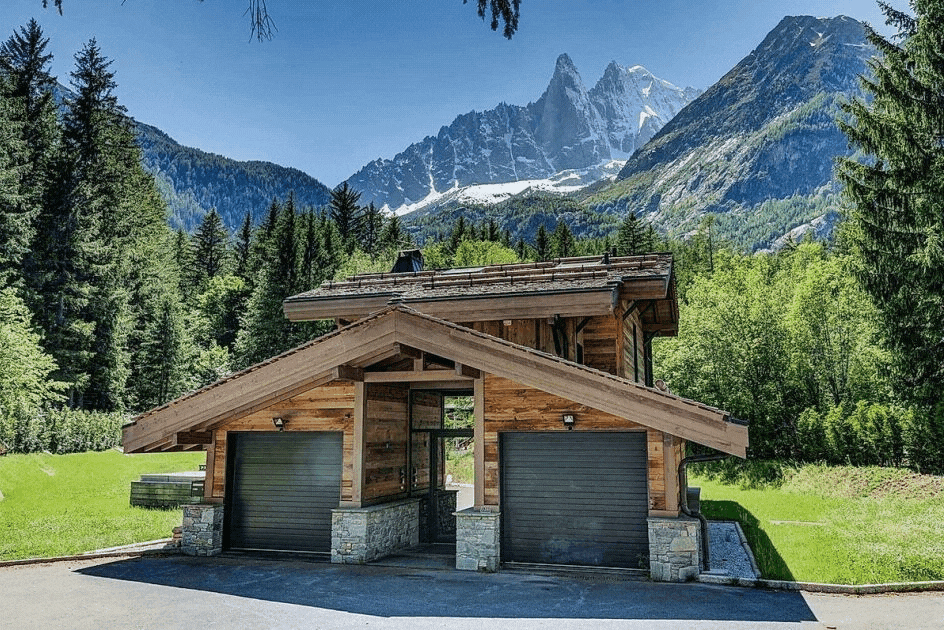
562, 413, 575, 429
272, 417, 285, 431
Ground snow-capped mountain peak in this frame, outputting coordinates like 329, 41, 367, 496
344, 55, 701, 213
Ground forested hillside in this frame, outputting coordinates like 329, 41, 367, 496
135, 122, 333, 232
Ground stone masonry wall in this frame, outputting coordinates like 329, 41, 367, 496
180, 504, 223, 556
647, 517, 702, 582
331, 499, 419, 564
455, 508, 500, 572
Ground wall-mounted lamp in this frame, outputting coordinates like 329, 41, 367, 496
562, 413, 575, 430
272, 417, 285, 431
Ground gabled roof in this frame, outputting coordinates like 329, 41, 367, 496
283, 253, 676, 324
123, 305, 747, 457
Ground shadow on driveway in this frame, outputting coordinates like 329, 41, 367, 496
78, 554, 817, 623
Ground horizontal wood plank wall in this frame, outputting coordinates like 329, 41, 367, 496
363, 384, 409, 502
209, 382, 355, 501
582, 315, 618, 375
482, 374, 659, 508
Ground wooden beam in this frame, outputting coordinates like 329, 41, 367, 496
473, 376, 485, 508
363, 371, 474, 383
455, 363, 482, 379
174, 431, 212, 445
203, 432, 216, 501
334, 365, 364, 382
664, 433, 680, 515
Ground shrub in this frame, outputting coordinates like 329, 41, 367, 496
0, 406, 126, 455
905, 401, 944, 475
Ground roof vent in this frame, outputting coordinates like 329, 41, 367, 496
391, 249, 424, 273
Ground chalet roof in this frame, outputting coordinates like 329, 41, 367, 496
283, 253, 676, 323
123, 305, 747, 457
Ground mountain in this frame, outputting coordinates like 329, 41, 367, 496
134, 123, 332, 232
583, 15, 875, 250
52, 82, 332, 233
346, 54, 699, 213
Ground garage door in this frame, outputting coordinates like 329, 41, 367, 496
500, 431, 649, 568
225, 432, 342, 553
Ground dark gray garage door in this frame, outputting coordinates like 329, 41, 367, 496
500, 431, 649, 568
225, 431, 342, 553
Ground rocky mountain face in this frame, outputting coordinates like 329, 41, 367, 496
346, 54, 699, 212
584, 15, 875, 249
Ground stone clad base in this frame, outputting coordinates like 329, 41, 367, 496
331, 499, 420, 564
455, 508, 500, 572
181, 504, 224, 556
647, 517, 702, 582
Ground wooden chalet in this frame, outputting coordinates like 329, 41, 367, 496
123, 252, 747, 580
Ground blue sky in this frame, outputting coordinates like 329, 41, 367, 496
3, 1, 894, 187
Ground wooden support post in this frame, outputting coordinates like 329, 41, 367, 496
473, 376, 485, 508
348, 381, 368, 508
664, 433, 680, 515
203, 432, 216, 501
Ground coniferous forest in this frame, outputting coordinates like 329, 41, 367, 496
1, 9, 942, 475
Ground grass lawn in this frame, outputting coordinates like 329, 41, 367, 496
691, 462, 944, 585
0, 449, 205, 561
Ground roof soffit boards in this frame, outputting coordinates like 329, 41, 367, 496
123, 306, 746, 457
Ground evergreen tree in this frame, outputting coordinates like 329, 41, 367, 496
234, 210, 252, 282
330, 182, 361, 251
448, 216, 467, 253
551, 220, 576, 258
837, 1, 944, 472
838, 0, 944, 403
360, 201, 383, 257
234, 194, 307, 367
190, 208, 230, 289
616, 212, 646, 256
534, 224, 551, 261
515, 236, 528, 261
0, 20, 60, 288
382, 213, 406, 252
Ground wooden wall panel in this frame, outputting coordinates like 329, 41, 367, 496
647, 429, 666, 511
581, 315, 618, 375
209, 382, 355, 502
482, 374, 656, 508
363, 384, 409, 502
622, 310, 645, 383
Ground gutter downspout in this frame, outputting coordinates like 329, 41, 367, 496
678, 453, 729, 572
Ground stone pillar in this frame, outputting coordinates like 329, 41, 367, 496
455, 508, 500, 572
180, 503, 224, 556
331, 499, 420, 564
647, 516, 702, 582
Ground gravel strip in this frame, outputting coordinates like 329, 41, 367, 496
708, 521, 757, 579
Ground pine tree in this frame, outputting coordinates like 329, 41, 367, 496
234, 194, 306, 367
234, 210, 252, 282
0, 20, 60, 288
534, 224, 551, 261
381, 213, 406, 252
448, 216, 467, 254
837, 1, 944, 471
616, 212, 647, 256
190, 208, 230, 289
330, 182, 361, 251
360, 201, 383, 257
551, 220, 576, 258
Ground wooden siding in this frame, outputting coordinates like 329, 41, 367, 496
621, 308, 645, 383
581, 315, 619, 375
207, 382, 355, 502
363, 384, 409, 502
482, 374, 670, 512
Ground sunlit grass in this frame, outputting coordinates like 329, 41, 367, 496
0, 450, 205, 561
692, 462, 944, 584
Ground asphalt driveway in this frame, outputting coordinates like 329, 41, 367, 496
1, 553, 941, 629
